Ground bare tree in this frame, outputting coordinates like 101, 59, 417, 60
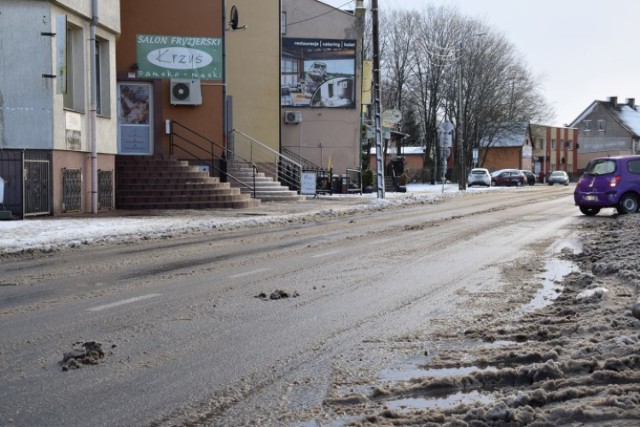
363, 3, 553, 182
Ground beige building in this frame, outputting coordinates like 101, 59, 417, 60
280, 0, 363, 174
226, 1, 281, 161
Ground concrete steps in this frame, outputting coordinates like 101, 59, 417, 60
227, 162, 304, 202
116, 155, 260, 209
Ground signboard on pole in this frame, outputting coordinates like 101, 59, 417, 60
301, 170, 317, 196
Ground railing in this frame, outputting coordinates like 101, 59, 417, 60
229, 129, 303, 192
168, 121, 257, 198
281, 146, 322, 171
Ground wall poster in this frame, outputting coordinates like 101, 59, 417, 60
281, 38, 356, 108
117, 82, 153, 155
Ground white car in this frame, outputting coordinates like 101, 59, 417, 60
467, 168, 491, 187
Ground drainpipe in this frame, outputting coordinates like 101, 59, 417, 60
89, 0, 98, 213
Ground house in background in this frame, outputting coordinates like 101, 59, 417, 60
569, 96, 640, 173
0, 0, 120, 217
530, 125, 579, 182
479, 122, 533, 173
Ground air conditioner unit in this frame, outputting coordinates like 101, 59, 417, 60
284, 111, 302, 124
170, 79, 202, 105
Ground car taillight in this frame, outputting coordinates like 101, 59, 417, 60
609, 176, 621, 187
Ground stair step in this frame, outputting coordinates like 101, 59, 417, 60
115, 155, 260, 210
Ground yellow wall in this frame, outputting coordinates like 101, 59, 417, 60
226, 1, 281, 159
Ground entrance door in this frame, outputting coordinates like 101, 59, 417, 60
117, 82, 154, 155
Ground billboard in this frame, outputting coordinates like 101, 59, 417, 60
281, 38, 356, 108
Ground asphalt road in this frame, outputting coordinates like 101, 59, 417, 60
0, 185, 578, 426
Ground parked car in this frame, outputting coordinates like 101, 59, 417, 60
490, 169, 526, 187
574, 155, 640, 215
520, 170, 536, 185
547, 170, 570, 186
467, 168, 491, 187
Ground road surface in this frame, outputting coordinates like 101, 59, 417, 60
0, 186, 578, 426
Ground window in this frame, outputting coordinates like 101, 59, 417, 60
281, 12, 287, 35
281, 57, 299, 93
95, 37, 111, 117
551, 139, 556, 150
63, 24, 85, 112
566, 140, 573, 150
583, 120, 592, 132
597, 120, 606, 132
628, 160, 640, 174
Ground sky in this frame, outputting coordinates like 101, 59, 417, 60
321, 0, 640, 127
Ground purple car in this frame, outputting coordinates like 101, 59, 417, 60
574, 155, 640, 216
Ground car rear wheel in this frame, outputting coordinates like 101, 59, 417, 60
579, 206, 600, 216
617, 193, 639, 214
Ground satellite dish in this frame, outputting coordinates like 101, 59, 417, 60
382, 109, 402, 124
228, 6, 246, 30
229, 6, 239, 30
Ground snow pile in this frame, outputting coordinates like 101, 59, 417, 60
0, 184, 479, 256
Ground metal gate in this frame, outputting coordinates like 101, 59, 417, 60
62, 168, 82, 212
24, 157, 51, 216
0, 150, 53, 218
0, 150, 23, 216
98, 169, 113, 210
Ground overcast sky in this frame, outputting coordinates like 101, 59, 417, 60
321, 0, 640, 127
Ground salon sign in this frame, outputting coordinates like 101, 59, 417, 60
136, 34, 222, 80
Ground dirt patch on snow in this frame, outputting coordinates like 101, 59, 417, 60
319, 214, 640, 426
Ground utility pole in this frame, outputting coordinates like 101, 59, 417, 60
457, 41, 466, 191
371, 0, 384, 199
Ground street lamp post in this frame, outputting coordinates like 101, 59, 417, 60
456, 33, 486, 191
457, 41, 465, 191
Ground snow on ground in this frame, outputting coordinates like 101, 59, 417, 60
0, 184, 499, 256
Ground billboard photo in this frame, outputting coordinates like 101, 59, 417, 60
281, 38, 356, 108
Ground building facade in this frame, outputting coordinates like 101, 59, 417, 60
280, 0, 363, 174
530, 125, 579, 181
569, 96, 640, 173
479, 122, 533, 173
117, 0, 225, 159
0, 0, 120, 217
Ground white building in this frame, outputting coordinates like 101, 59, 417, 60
0, 0, 120, 217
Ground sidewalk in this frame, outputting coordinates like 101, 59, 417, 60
0, 184, 466, 256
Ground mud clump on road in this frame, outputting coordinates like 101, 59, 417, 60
59, 341, 107, 371
255, 289, 299, 300
324, 214, 640, 426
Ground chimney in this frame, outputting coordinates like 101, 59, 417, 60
609, 96, 618, 106
627, 98, 636, 109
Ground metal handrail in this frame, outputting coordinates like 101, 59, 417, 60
168, 120, 257, 196
230, 129, 303, 192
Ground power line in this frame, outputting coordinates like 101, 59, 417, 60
286, 1, 355, 27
